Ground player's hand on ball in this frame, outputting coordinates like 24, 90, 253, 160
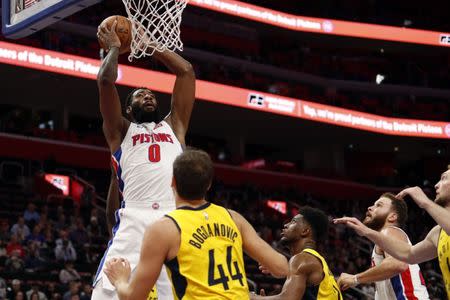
104, 257, 131, 286
333, 217, 370, 237
397, 186, 431, 208
97, 20, 121, 52
337, 273, 357, 290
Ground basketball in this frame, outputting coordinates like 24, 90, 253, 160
98, 15, 132, 54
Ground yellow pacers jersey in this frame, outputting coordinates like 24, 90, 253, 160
147, 286, 158, 300
438, 228, 450, 298
302, 249, 342, 300
165, 202, 249, 300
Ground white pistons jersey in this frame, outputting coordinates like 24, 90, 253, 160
93, 121, 182, 299
371, 227, 429, 300
111, 120, 183, 208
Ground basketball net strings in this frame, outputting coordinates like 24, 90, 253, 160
122, 0, 188, 61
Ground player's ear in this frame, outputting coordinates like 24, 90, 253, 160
301, 226, 311, 238
387, 212, 397, 224
171, 176, 176, 188
126, 105, 132, 115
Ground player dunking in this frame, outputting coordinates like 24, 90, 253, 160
93, 21, 195, 300
337, 193, 429, 299
335, 166, 450, 298
103, 149, 289, 300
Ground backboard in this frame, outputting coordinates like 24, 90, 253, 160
2, 0, 102, 39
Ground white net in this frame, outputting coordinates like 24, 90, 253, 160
122, 0, 188, 60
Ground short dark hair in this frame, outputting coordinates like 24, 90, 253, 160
382, 192, 408, 228
173, 149, 214, 201
125, 87, 151, 110
125, 87, 160, 123
299, 206, 328, 242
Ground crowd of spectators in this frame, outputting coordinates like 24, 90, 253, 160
0, 175, 446, 299
0, 197, 107, 299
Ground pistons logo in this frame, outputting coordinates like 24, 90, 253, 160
152, 202, 160, 210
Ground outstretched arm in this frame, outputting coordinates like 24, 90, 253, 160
398, 186, 450, 235
97, 21, 130, 152
338, 228, 408, 290
153, 51, 195, 145
334, 217, 439, 264
229, 210, 288, 278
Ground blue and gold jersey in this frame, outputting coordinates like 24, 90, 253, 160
303, 249, 342, 300
438, 228, 450, 299
165, 202, 249, 300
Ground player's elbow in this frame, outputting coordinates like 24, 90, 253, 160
179, 62, 194, 77
394, 261, 409, 273
97, 75, 114, 87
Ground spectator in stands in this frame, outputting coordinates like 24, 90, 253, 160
69, 219, 89, 248
6, 235, 24, 257
54, 214, 67, 232
62, 281, 79, 300
4, 250, 25, 273
10, 217, 30, 241
14, 291, 25, 300
0, 277, 6, 300
54, 230, 77, 262
23, 203, 40, 225
25, 241, 47, 272
44, 282, 57, 299
0, 220, 10, 242
79, 283, 92, 300
26, 225, 45, 246
6, 279, 23, 299
36, 213, 49, 231
0, 240, 6, 260
26, 283, 48, 300
86, 216, 101, 237
59, 262, 81, 285
40, 228, 55, 260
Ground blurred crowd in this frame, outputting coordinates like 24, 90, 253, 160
2, 0, 450, 122
0, 174, 446, 299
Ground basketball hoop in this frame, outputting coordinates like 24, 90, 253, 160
122, 0, 188, 61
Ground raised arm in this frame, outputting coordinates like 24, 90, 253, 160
229, 210, 288, 278
106, 165, 120, 237
334, 217, 439, 264
97, 21, 130, 152
397, 186, 450, 235
153, 51, 195, 145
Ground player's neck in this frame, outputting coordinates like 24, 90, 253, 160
176, 198, 208, 208
290, 238, 316, 256
380, 222, 398, 232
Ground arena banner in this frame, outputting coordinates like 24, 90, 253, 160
0, 41, 449, 139
189, 0, 450, 48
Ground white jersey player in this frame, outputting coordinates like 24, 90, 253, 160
94, 21, 195, 300
337, 193, 429, 300
371, 228, 428, 299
